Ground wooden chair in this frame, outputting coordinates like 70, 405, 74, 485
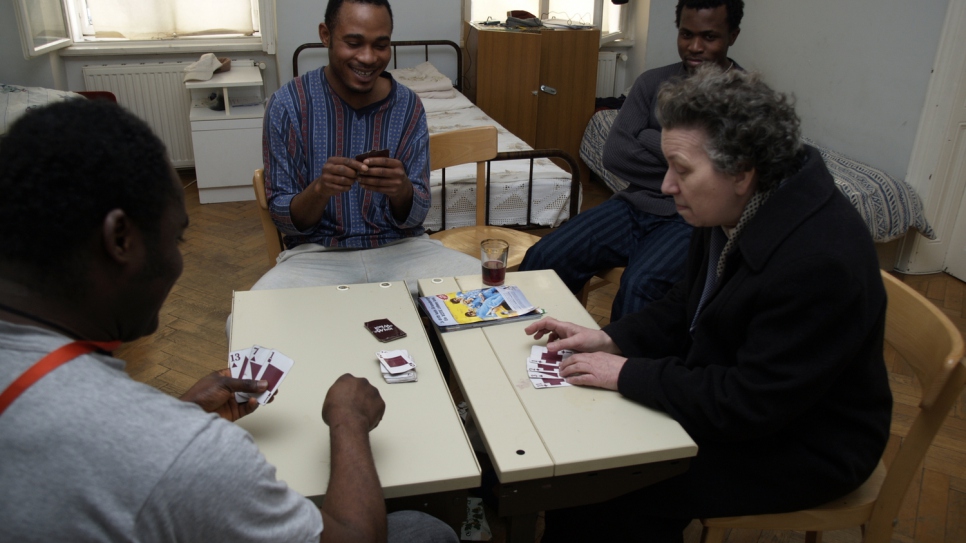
252, 169, 284, 266
427, 126, 543, 271
699, 270, 966, 543
577, 266, 625, 307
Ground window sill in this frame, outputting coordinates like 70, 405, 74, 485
60, 37, 264, 57
600, 38, 634, 49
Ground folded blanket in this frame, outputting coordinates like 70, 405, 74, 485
389, 62, 454, 93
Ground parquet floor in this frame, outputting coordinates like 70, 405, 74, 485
119, 172, 966, 543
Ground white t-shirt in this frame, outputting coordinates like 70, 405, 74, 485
0, 321, 323, 542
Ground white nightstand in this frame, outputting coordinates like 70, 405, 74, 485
186, 62, 265, 204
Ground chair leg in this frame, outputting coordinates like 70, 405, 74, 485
700, 526, 727, 543
578, 282, 590, 307
804, 531, 822, 543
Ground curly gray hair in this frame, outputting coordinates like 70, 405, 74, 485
656, 65, 803, 191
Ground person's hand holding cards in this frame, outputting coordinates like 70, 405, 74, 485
180, 369, 269, 422
228, 344, 295, 406
353, 149, 414, 216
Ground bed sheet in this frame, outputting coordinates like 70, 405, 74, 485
1, 84, 81, 135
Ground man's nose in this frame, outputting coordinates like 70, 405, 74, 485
358, 46, 377, 64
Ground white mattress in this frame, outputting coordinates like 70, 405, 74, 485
389, 63, 578, 232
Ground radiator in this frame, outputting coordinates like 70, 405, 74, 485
596, 51, 617, 98
82, 61, 194, 168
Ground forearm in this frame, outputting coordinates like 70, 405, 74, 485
320, 418, 386, 543
290, 186, 331, 232
387, 178, 414, 222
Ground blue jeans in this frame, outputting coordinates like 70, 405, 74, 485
519, 199, 692, 321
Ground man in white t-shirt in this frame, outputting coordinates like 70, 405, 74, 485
0, 98, 457, 541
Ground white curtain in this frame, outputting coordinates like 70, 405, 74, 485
86, 0, 254, 39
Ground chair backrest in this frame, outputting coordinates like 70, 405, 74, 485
252, 169, 284, 266
867, 271, 966, 542
429, 126, 498, 227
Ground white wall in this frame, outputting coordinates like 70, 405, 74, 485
642, 0, 949, 181
0, 1, 58, 88
274, 0, 462, 86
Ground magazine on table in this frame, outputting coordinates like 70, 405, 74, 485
419, 285, 543, 332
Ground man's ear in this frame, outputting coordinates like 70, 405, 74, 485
728, 27, 740, 46
733, 167, 757, 197
101, 209, 138, 265
319, 22, 330, 46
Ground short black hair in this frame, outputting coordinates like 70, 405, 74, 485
0, 99, 176, 291
675, 0, 744, 31
325, 0, 394, 31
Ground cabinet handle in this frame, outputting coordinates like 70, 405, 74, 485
539, 85, 557, 95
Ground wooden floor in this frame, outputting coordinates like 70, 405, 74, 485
119, 172, 966, 543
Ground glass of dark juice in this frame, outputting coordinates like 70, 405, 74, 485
480, 239, 509, 286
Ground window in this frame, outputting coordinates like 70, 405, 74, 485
13, 0, 275, 58
72, 0, 256, 41
470, 0, 626, 43
12, 0, 72, 58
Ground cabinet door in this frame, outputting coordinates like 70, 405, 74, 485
476, 30, 542, 147
192, 118, 263, 204
535, 29, 600, 163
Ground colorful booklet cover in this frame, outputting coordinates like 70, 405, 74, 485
419, 285, 542, 332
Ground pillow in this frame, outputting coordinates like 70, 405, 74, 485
1, 84, 81, 135
803, 137, 936, 242
388, 62, 454, 94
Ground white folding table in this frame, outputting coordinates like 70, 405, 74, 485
419, 270, 698, 540
229, 280, 481, 526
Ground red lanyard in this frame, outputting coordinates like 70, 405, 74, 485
0, 340, 121, 416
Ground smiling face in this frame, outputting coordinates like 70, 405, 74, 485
677, 5, 739, 72
319, 1, 393, 108
661, 127, 756, 228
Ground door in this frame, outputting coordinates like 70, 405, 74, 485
943, 148, 966, 280
941, 29, 966, 281
476, 28, 541, 147
535, 28, 599, 181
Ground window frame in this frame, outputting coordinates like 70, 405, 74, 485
13, 0, 74, 59
470, 0, 627, 45
15, 0, 276, 58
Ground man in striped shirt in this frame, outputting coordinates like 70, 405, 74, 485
250, 0, 478, 295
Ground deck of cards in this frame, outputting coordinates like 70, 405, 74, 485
528, 345, 574, 388
228, 344, 295, 404
378, 349, 417, 383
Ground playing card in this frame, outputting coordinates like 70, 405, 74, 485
355, 148, 389, 162
234, 345, 271, 403
527, 361, 562, 378
377, 349, 416, 375
529, 346, 574, 364
228, 346, 257, 403
531, 376, 572, 388
376, 356, 417, 383
252, 349, 295, 405
228, 348, 248, 379
364, 318, 407, 342
382, 370, 418, 383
